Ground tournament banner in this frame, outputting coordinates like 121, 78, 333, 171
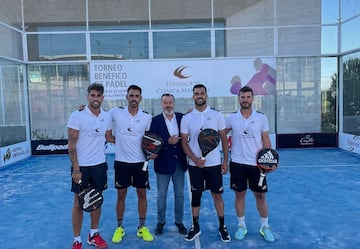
90, 58, 276, 99
1, 141, 31, 167
277, 133, 338, 148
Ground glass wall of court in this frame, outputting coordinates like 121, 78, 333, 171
0, 0, 360, 155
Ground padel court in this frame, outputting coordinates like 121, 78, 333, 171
0, 148, 359, 249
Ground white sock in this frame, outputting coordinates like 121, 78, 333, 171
237, 216, 246, 227
74, 236, 81, 243
260, 217, 269, 228
90, 228, 98, 237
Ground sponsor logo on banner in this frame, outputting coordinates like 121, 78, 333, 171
3, 148, 11, 163
300, 134, 315, 146
31, 140, 115, 155
346, 135, 360, 152
32, 140, 69, 155
36, 144, 68, 151
1, 142, 31, 167
173, 66, 191, 79
160, 65, 200, 95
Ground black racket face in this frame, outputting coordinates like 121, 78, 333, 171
257, 148, 279, 171
78, 187, 103, 212
198, 128, 220, 157
142, 132, 163, 155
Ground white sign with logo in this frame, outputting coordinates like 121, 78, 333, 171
339, 133, 360, 154
90, 58, 276, 99
0, 141, 31, 167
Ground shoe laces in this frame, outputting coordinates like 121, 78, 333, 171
116, 226, 124, 233
139, 226, 150, 233
91, 233, 105, 243
72, 241, 82, 249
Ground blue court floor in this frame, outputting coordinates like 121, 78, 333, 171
0, 148, 359, 249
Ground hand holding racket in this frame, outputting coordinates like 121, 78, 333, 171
142, 131, 163, 171
78, 185, 104, 212
198, 128, 220, 160
257, 148, 279, 187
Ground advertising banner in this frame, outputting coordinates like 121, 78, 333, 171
90, 58, 276, 99
277, 133, 338, 148
339, 133, 360, 154
1, 141, 31, 167
31, 140, 69, 155
31, 140, 115, 155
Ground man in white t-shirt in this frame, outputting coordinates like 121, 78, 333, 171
110, 85, 154, 243
68, 83, 112, 249
225, 85, 275, 242
180, 84, 230, 243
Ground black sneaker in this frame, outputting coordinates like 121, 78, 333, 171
175, 222, 187, 235
184, 225, 201, 241
219, 225, 231, 242
154, 222, 165, 235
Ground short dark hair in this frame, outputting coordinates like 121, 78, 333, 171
239, 85, 253, 96
127, 84, 142, 94
193, 84, 207, 92
161, 93, 175, 101
87, 83, 104, 94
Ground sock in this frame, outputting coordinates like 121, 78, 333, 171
74, 236, 81, 243
117, 219, 123, 227
218, 216, 225, 228
237, 216, 246, 227
192, 216, 199, 228
90, 228, 98, 237
139, 217, 146, 228
260, 217, 269, 228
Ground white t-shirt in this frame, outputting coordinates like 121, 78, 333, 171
110, 106, 152, 163
225, 109, 269, 166
67, 106, 112, 166
180, 105, 226, 167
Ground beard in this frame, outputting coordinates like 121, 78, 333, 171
163, 109, 174, 115
89, 101, 101, 109
195, 98, 206, 107
129, 100, 139, 108
240, 102, 252, 109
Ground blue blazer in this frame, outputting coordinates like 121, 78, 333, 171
149, 112, 187, 175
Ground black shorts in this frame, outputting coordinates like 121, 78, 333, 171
71, 162, 108, 194
114, 161, 150, 189
230, 161, 268, 193
188, 165, 223, 194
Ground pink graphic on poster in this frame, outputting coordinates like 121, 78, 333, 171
230, 58, 276, 96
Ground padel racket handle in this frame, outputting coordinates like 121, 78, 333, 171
200, 156, 205, 160
258, 173, 266, 187
142, 160, 149, 171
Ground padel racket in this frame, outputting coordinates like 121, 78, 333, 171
198, 128, 220, 160
78, 186, 103, 212
142, 131, 163, 171
257, 148, 279, 187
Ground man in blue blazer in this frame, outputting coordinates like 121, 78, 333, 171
149, 93, 187, 236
